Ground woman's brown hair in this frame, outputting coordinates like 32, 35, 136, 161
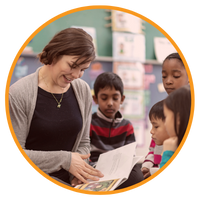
38, 28, 96, 66
164, 85, 191, 145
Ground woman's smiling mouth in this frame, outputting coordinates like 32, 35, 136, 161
63, 75, 73, 82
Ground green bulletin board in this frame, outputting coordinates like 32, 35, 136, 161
27, 9, 165, 60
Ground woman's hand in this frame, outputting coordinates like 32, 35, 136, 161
163, 136, 178, 152
69, 153, 104, 184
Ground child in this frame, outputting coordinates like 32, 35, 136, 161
141, 52, 189, 178
149, 101, 169, 146
142, 100, 169, 178
162, 52, 189, 94
90, 72, 144, 189
160, 85, 191, 167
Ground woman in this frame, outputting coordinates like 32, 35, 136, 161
9, 28, 103, 186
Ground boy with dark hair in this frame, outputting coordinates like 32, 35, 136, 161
90, 72, 143, 189
141, 100, 169, 178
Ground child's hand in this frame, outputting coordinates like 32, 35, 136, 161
141, 167, 150, 179
71, 177, 83, 187
163, 136, 178, 152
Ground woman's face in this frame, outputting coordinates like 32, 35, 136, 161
162, 59, 189, 94
50, 55, 91, 88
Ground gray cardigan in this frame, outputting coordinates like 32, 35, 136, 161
9, 67, 92, 174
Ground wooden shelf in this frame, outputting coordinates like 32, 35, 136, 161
20, 53, 162, 65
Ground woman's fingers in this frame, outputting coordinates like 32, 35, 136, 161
83, 162, 104, 178
69, 153, 104, 184
77, 163, 104, 182
75, 173, 89, 184
81, 170, 100, 181
73, 169, 99, 184
74, 164, 103, 182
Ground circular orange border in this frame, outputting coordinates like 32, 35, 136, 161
2, 2, 198, 198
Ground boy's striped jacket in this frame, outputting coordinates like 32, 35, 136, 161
90, 108, 136, 163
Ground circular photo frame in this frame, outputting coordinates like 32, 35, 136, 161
2, 2, 198, 198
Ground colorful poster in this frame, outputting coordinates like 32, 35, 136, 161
113, 32, 145, 62
113, 62, 145, 89
130, 120, 145, 147
112, 10, 144, 34
120, 90, 145, 119
144, 74, 156, 90
154, 37, 177, 63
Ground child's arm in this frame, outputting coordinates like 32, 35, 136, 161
141, 139, 155, 179
160, 137, 178, 168
160, 151, 174, 168
142, 139, 156, 168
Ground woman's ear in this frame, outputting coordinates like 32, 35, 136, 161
92, 95, 98, 104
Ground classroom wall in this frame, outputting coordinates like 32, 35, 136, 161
26, 9, 165, 59
27, 10, 113, 57
11, 9, 168, 162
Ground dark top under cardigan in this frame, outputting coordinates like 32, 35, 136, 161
26, 86, 82, 183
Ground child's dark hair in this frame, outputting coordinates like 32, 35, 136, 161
163, 52, 184, 68
94, 72, 124, 97
149, 100, 165, 121
164, 85, 191, 145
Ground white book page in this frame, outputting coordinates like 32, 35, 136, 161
95, 142, 137, 181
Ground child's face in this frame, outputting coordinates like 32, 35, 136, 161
162, 59, 189, 94
93, 86, 125, 119
163, 104, 177, 138
150, 117, 169, 145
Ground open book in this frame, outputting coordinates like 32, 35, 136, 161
75, 142, 142, 191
